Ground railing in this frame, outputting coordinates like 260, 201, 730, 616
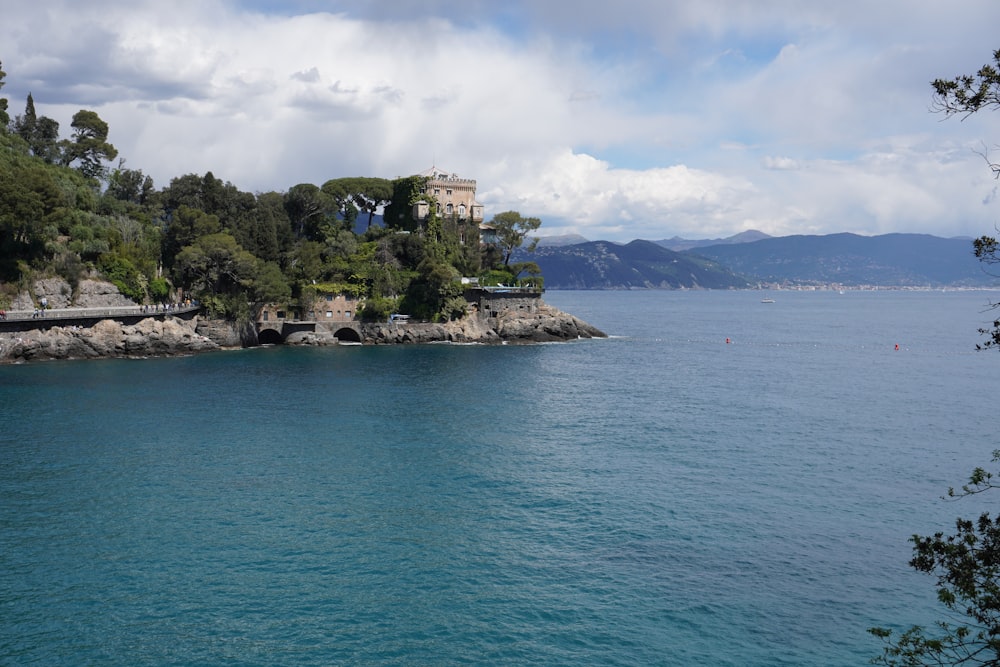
0, 304, 201, 323
478, 286, 543, 294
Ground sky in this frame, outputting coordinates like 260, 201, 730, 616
2, 0, 1000, 242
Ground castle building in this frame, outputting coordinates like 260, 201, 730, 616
412, 166, 484, 223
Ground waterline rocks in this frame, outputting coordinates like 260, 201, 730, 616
0, 317, 218, 363
359, 301, 605, 345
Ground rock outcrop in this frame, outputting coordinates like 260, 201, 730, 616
13, 277, 137, 310
195, 319, 247, 348
0, 317, 218, 363
295, 301, 606, 346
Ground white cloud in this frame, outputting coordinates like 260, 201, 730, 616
1, 0, 999, 241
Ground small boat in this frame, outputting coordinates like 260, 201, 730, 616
761, 298, 775, 303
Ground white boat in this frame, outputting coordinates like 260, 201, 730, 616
761, 298, 775, 303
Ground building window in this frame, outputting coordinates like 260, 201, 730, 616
326, 295, 333, 301
434, 188, 440, 195
446, 203, 453, 215
458, 204, 466, 217
326, 311, 333, 318
446, 188, 453, 195
277, 311, 286, 319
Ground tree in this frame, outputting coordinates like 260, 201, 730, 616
106, 163, 153, 206
173, 232, 258, 310
162, 205, 222, 268
931, 50, 1000, 348
488, 210, 541, 266
284, 183, 333, 240
61, 110, 118, 181
870, 452, 1000, 666
12, 93, 36, 144
0, 61, 9, 129
325, 177, 392, 230
932, 49, 1000, 118
0, 163, 64, 276
12, 93, 60, 163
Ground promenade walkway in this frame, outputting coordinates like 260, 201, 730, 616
0, 304, 202, 334
0, 304, 201, 322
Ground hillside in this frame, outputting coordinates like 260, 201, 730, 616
689, 232, 995, 287
515, 240, 751, 289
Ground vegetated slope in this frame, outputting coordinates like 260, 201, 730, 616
517, 239, 751, 289
688, 232, 995, 287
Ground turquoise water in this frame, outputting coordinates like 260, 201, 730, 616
2, 290, 998, 665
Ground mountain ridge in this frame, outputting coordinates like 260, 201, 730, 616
519, 231, 998, 289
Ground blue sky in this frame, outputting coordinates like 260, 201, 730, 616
2, 0, 999, 241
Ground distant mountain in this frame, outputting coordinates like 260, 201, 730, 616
657, 230, 772, 252
688, 232, 997, 287
533, 234, 590, 247
514, 239, 751, 289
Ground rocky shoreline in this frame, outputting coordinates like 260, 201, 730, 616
0, 301, 606, 364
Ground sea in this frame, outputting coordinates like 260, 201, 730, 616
2, 289, 999, 666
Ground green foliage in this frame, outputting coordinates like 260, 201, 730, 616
509, 260, 542, 283
252, 261, 291, 307
488, 210, 542, 265
322, 176, 393, 230
870, 451, 1000, 666
106, 165, 154, 206
162, 205, 222, 267
285, 183, 334, 240
936, 52, 1000, 346
441, 295, 468, 321
148, 276, 170, 302
932, 49, 1000, 118
0, 60, 8, 129
53, 251, 85, 291
382, 175, 429, 232
174, 232, 256, 298
13, 94, 61, 163
98, 253, 145, 302
479, 269, 515, 286
358, 295, 398, 322
62, 110, 118, 181
311, 281, 366, 298
0, 77, 549, 328
400, 257, 463, 321
0, 160, 64, 277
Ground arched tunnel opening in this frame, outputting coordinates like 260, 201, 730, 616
334, 327, 362, 343
257, 328, 284, 345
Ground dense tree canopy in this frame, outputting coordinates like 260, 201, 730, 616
13, 93, 61, 163
0, 61, 545, 322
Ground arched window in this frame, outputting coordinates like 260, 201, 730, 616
458, 204, 467, 218
446, 203, 454, 215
